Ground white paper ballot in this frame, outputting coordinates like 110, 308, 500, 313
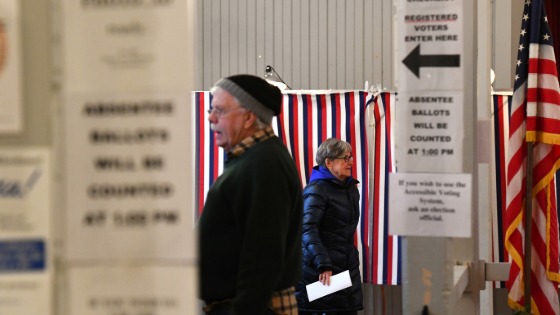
306, 270, 352, 302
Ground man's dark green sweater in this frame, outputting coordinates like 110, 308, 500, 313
198, 136, 303, 315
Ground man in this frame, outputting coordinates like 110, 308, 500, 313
198, 74, 303, 315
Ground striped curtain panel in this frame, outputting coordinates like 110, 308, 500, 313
273, 91, 372, 284
490, 92, 512, 288
193, 90, 402, 285
193, 91, 222, 219
370, 92, 401, 285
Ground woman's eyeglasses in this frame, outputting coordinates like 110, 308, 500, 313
334, 154, 353, 162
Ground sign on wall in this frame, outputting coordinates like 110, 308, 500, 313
394, 0, 464, 92
394, 90, 463, 173
62, 0, 190, 93
63, 93, 193, 261
389, 172, 472, 237
67, 266, 197, 315
391, 0, 470, 237
0, 148, 52, 315
0, 0, 22, 134
393, 0, 465, 174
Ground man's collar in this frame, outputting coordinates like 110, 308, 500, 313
227, 126, 275, 159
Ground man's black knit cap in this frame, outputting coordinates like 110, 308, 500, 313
214, 74, 282, 124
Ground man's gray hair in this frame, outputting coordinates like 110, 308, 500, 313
210, 86, 269, 130
212, 79, 275, 125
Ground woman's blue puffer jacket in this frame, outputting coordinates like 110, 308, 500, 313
295, 165, 363, 313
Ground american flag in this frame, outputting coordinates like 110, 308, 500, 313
505, 0, 560, 313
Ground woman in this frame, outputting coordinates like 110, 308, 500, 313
296, 138, 363, 315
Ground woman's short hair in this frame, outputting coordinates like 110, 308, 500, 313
315, 138, 351, 166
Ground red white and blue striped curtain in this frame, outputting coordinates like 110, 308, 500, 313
193, 90, 401, 285
370, 92, 401, 285
490, 92, 512, 288
193, 91, 224, 218
273, 92, 372, 283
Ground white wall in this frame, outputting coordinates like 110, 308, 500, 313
196, 0, 395, 91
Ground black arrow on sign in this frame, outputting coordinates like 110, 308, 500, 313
402, 44, 460, 78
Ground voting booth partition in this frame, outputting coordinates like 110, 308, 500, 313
193, 90, 403, 286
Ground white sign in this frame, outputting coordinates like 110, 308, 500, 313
0, 273, 52, 315
395, 0, 464, 91
395, 91, 463, 173
0, 148, 52, 315
0, 0, 22, 133
389, 173, 471, 238
0, 148, 50, 239
62, 0, 191, 93
63, 93, 194, 261
68, 266, 197, 315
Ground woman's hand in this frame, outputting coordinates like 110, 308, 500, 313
319, 270, 333, 285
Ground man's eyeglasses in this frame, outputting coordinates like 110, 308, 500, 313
334, 154, 353, 162
207, 106, 244, 118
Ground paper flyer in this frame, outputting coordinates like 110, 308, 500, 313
67, 265, 197, 315
62, 0, 190, 93
63, 93, 194, 261
0, 0, 23, 133
0, 148, 52, 315
306, 270, 352, 302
